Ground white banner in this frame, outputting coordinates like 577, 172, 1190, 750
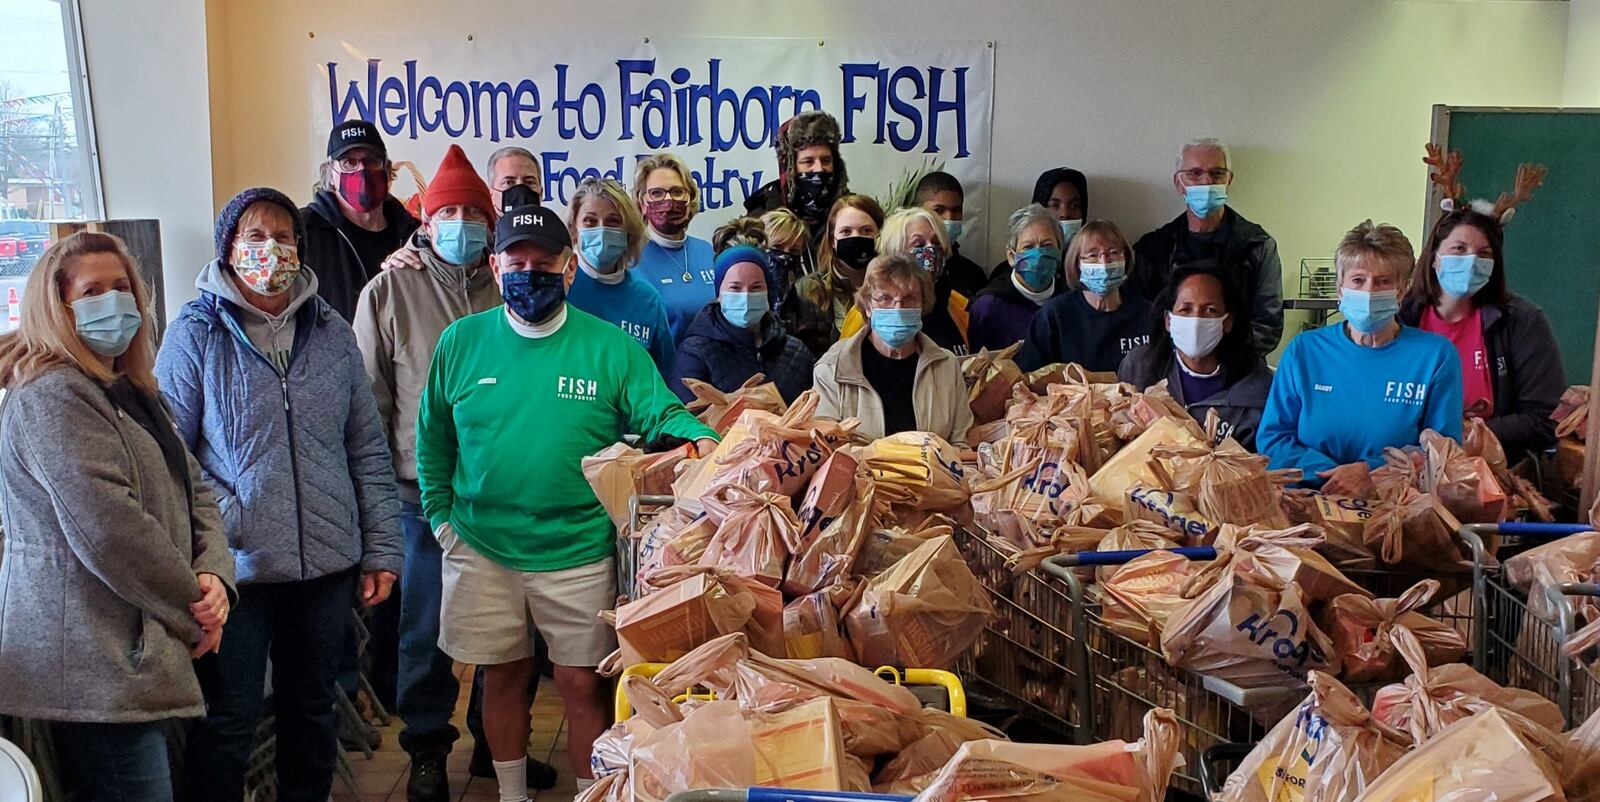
311, 36, 995, 254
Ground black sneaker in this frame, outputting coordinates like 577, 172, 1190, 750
406, 750, 450, 802
468, 743, 559, 791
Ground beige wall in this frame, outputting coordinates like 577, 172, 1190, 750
1568, 0, 1600, 106
86, 0, 1577, 335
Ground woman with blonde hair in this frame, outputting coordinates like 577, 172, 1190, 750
812, 253, 972, 444
788, 193, 883, 355
839, 206, 970, 355
1017, 219, 1153, 372
0, 232, 234, 800
1260, 220, 1462, 494
565, 175, 675, 373
631, 154, 716, 343
761, 208, 809, 309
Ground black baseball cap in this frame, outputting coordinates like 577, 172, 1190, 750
327, 119, 387, 160
495, 204, 571, 254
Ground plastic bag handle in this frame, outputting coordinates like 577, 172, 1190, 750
1057, 546, 1218, 567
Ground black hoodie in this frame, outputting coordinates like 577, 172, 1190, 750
988, 168, 1091, 286
300, 190, 419, 322
1128, 207, 1283, 357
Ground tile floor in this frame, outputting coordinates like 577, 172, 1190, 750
333, 662, 578, 802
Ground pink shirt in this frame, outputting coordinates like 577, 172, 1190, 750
1420, 306, 1495, 418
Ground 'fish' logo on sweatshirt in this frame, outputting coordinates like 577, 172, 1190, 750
618, 321, 652, 344
557, 376, 599, 401
1383, 380, 1428, 406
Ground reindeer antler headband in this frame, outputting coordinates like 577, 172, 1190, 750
1424, 144, 1547, 225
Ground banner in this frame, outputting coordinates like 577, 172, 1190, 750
312, 36, 995, 253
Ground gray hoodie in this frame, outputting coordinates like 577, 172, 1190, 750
195, 259, 322, 373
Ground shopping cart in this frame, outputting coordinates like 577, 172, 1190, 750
614, 663, 967, 722
666, 789, 912, 802
619, 494, 677, 601
1041, 547, 1300, 798
1459, 521, 1595, 724
952, 526, 1092, 743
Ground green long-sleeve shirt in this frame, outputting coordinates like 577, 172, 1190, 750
416, 305, 717, 571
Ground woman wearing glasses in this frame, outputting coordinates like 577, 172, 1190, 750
1016, 220, 1153, 373
1128, 138, 1285, 357
631, 154, 716, 343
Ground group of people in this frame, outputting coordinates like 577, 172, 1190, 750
0, 105, 1568, 802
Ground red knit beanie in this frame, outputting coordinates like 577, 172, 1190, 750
423, 145, 492, 217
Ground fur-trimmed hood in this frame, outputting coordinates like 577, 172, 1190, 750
779, 110, 849, 207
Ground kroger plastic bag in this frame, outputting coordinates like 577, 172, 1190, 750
629, 700, 757, 802
681, 374, 787, 434
1369, 627, 1564, 743
1100, 549, 1201, 648
911, 709, 1181, 802
1159, 529, 1338, 686
1320, 579, 1468, 683
699, 483, 804, 586
645, 632, 750, 698
865, 431, 972, 514
784, 590, 852, 659
1218, 672, 1408, 802
1351, 708, 1564, 802
962, 343, 1025, 424
843, 534, 995, 668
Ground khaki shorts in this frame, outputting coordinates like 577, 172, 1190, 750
437, 524, 618, 667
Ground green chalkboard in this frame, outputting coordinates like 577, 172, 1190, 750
1431, 106, 1600, 385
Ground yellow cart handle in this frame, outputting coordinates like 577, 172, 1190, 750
614, 663, 965, 720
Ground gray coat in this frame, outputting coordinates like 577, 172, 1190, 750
0, 368, 235, 723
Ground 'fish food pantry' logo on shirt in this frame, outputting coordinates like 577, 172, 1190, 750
557, 375, 599, 401
1383, 380, 1428, 407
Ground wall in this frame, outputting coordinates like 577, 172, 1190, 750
78, 0, 215, 320
102, 1, 1574, 334
1568, 0, 1600, 105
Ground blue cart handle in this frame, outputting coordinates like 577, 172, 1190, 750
1057, 546, 1218, 567
747, 790, 914, 802
1492, 521, 1593, 539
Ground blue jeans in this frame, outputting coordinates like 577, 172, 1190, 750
52, 720, 172, 802
396, 501, 460, 755
186, 568, 355, 802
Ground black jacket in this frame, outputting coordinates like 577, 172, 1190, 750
1118, 345, 1274, 452
1398, 293, 1563, 461
988, 167, 1090, 288
300, 190, 419, 322
667, 304, 815, 405
1129, 208, 1283, 357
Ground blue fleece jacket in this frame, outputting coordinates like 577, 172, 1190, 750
634, 235, 716, 343
567, 268, 676, 375
1259, 323, 1463, 480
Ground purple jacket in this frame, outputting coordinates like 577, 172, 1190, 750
968, 269, 1060, 353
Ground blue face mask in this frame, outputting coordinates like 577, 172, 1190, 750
1058, 218, 1084, 244
578, 226, 629, 273
1184, 184, 1228, 218
1437, 254, 1494, 298
431, 219, 488, 266
1013, 246, 1061, 291
720, 290, 768, 330
1339, 288, 1400, 334
943, 219, 964, 243
501, 270, 565, 324
870, 307, 922, 349
72, 290, 143, 357
1078, 260, 1127, 297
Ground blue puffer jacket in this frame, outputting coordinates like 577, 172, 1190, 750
155, 262, 403, 585
668, 303, 815, 405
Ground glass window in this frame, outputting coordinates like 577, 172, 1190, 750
0, 0, 102, 308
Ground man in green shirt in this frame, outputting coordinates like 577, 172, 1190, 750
416, 204, 716, 802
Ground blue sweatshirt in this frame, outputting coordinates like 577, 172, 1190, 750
567, 268, 676, 374
1259, 323, 1463, 480
634, 235, 716, 343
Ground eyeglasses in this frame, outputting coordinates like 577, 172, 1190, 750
1176, 168, 1232, 184
871, 293, 922, 308
1081, 248, 1126, 262
644, 187, 691, 202
336, 155, 386, 173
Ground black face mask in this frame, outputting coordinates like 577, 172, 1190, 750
792, 170, 836, 219
833, 236, 876, 285
501, 270, 565, 324
765, 249, 800, 306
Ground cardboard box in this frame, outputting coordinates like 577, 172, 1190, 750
614, 570, 783, 665
750, 697, 847, 791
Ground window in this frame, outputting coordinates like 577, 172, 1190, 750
0, 0, 102, 296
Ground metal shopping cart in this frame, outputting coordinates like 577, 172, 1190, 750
620, 494, 678, 601
666, 789, 912, 802
1460, 521, 1595, 725
614, 663, 967, 721
952, 527, 1092, 743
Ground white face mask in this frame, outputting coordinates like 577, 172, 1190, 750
1168, 313, 1227, 359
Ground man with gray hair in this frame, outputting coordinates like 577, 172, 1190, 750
1129, 138, 1284, 356
486, 145, 543, 210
